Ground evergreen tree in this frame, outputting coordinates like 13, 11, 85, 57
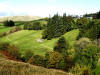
96, 11, 100, 19
54, 36, 69, 53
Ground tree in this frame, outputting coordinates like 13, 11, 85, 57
54, 36, 69, 53
76, 18, 90, 29
96, 11, 100, 19
4, 20, 15, 27
42, 13, 74, 40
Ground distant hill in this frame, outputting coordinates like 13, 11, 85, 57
0, 16, 42, 22
0, 53, 70, 75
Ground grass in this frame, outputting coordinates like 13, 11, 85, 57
0, 26, 12, 34
0, 53, 70, 75
0, 29, 79, 55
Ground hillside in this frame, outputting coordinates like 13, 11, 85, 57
0, 16, 42, 22
0, 29, 79, 55
0, 53, 70, 75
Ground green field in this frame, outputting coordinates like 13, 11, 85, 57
0, 26, 13, 34
0, 29, 79, 55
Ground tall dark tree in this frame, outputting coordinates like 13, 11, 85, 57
4, 20, 15, 27
42, 13, 74, 40
96, 11, 100, 19
54, 36, 69, 53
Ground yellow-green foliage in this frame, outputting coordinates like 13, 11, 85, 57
70, 64, 91, 75
46, 51, 63, 68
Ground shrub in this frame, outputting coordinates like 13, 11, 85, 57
75, 38, 91, 50
0, 32, 7, 37
9, 26, 22, 34
65, 55, 74, 71
0, 42, 10, 51
45, 51, 63, 68
32, 55, 45, 66
7, 45, 21, 59
70, 64, 91, 75
24, 50, 34, 62
74, 44, 100, 70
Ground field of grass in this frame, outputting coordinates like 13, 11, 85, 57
0, 53, 70, 75
0, 29, 79, 55
0, 26, 13, 34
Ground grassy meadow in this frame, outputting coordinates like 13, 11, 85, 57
0, 29, 79, 55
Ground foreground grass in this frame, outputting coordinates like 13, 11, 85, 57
0, 29, 79, 55
0, 53, 70, 75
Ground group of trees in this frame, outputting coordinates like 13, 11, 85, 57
77, 18, 100, 40
42, 13, 75, 40
4, 20, 15, 27
24, 21, 45, 30
83, 11, 100, 19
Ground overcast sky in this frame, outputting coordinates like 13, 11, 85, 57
0, 0, 100, 17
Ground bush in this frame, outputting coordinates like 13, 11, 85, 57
7, 45, 21, 59
75, 38, 91, 50
9, 26, 22, 34
65, 55, 74, 71
0, 42, 10, 51
24, 50, 34, 62
74, 44, 100, 70
45, 51, 63, 68
0, 32, 7, 37
70, 64, 91, 75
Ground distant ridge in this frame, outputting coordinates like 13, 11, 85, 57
0, 16, 42, 22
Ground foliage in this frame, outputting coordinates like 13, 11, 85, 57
78, 20, 100, 40
24, 21, 45, 30
70, 64, 91, 75
65, 55, 74, 71
76, 17, 90, 29
54, 36, 69, 53
95, 11, 100, 19
75, 38, 91, 50
9, 26, 22, 34
24, 50, 34, 62
0, 42, 10, 51
45, 51, 63, 68
0, 32, 7, 37
28, 55, 45, 66
4, 20, 15, 27
74, 44, 100, 70
7, 45, 21, 59
42, 13, 75, 39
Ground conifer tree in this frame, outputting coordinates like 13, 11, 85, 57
54, 36, 69, 53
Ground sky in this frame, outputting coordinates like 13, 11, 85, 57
0, 0, 100, 17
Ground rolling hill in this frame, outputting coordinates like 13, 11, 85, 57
0, 16, 42, 22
